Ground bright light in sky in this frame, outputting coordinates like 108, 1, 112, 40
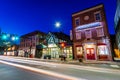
55, 22, 61, 28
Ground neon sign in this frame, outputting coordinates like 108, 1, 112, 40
76, 22, 102, 31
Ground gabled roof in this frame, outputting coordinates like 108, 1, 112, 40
51, 32, 71, 43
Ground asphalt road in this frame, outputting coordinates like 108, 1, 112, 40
0, 56, 120, 80
0, 62, 64, 80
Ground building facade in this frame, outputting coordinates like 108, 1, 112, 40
19, 31, 46, 57
41, 32, 73, 59
71, 4, 112, 61
114, 0, 120, 60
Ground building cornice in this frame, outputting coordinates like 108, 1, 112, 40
72, 5, 103, 17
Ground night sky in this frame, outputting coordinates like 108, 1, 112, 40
0, 0, 116, 36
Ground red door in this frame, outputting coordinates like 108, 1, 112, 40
86, 48, 95, 60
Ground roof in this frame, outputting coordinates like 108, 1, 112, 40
21, 30, 46, 38
52, 32, 71, 43
72, 4, 104, 17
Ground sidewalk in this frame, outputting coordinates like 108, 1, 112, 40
12, 56, 120, 69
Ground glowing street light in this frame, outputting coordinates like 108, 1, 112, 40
11, 36, 15, 41
11, 35, 19, 41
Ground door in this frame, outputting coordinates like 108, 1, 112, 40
86, 48, 95, 60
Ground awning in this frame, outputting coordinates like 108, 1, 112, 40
36, 44, 47, 49
97, 43, 106, 46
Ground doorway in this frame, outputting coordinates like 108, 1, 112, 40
86, 48, 95, 60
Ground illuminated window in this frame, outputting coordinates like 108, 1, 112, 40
76, 47, 82, 55
85, 30, 91, 38
94, 11, 101, 21
75, 17, 80, 26
97, 27, 104, 37
76, 31, 81, 40
98, 45, 108, 55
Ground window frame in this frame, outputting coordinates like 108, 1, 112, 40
94, 11, 101, 21
85, 29, 92, 39
76, 31, 81, 40
75, 17, 80, 26
96, 27, 104, 37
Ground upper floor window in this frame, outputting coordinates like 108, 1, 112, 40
85, 30, 91, 39
94, 11, 101, 21
96, 27, 104, 37
75, 17, 80, 26
76, 31, 81, 40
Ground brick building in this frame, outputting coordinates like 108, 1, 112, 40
19, 30, 46, 57
71, 4, 112, 61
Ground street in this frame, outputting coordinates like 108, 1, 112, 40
0, 56, 120, 80
0, 62, 65, 80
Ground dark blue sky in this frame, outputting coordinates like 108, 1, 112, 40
0, 0, 116, 36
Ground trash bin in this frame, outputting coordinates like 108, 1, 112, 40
78, 58, 83, 62
44, 55, 47, 59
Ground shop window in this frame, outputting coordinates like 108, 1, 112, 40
94, 11, 101, 21
97, 27, 104, 37
76, 31, 81, 40
76, 46, 83, 58
75, 17, 80, 26
76, 47, 82, 55
98, 45, 108, 55
85, 30, 91, 39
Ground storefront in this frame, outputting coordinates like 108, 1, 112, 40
4, 45, 18, 56
41, 32, 73, 59
75, 42, 110, 61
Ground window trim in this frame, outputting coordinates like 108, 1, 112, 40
96, 27, 104, 37
75, 17, 80, 26
76, 31, 81, 40
94, 11, 101, 21
85, 29, 92, 39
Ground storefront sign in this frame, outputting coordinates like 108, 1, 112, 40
76, 22, 102, 31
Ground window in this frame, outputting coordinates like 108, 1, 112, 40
94, 11, 101, 21
76, 31, 81, 40
76, 47, 82, 55
75, 18, 80, 26
97, 27, 104, 37
98, 45, 108, 55
85, 30, 91, 38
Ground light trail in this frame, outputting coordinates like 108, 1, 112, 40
0, 60, 86, 80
